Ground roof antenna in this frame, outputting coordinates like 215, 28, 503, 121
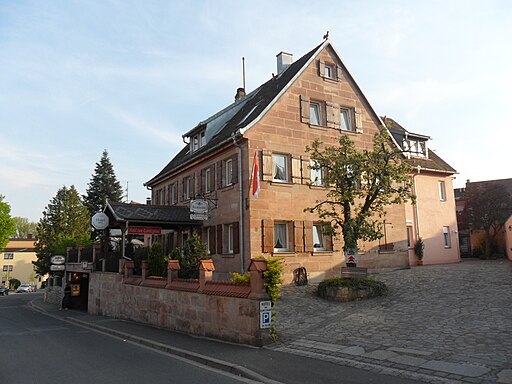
242, 57, 246, 90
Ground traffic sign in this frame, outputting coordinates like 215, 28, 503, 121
260, 311, 271, 329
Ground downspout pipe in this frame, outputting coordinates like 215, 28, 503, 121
412, 166, 421, 240
232, 132, 245, 273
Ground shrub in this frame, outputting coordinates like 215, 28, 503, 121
9, 278, 21, 290
148, 242, 166, 277
414, 238, 424, 260
179, 233, 209, 279
230, 272, 250, 284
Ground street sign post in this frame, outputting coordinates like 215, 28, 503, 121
259, 301, 272, 329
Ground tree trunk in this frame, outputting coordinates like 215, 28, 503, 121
485, 230, 492, 258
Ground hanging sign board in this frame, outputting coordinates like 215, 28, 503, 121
190, 199, 209, 214
50, 265, 66, 271
128, 227, 161, 235
51, 255, 66, 265
91, 212, 109, 230
190, 213, 209, 221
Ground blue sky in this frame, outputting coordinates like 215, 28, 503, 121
1, 0, 511, 223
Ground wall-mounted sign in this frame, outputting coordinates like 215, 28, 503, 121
190, 199, 209, 214
128, 226, 161, 235
259, 301, 272, 329
51, 255, 66, 265
50, 265, 66, 272
91, 212, 109, 230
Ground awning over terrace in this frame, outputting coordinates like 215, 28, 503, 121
104, 201, 201, 231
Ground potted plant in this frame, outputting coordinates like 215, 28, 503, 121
414, 238, 425, 265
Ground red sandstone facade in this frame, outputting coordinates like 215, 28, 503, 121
145, 40, 458, 282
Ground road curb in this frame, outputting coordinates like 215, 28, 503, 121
28, 300, 282, 384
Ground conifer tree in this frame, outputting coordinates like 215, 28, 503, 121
33, 186, 91, 275
83, 150, 124, 215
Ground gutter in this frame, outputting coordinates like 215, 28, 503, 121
232, 132, 245, 274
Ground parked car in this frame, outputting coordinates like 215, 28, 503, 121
0, 286, 8, 296
15, 284, 34, 293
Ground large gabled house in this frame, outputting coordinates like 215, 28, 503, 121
144, 39, 458, 282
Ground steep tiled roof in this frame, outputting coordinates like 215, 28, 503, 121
383, 117, 456, 174
145, 42, 324, 186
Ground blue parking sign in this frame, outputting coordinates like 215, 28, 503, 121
260, 310, 271, 329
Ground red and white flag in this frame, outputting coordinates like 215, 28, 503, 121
251, 151, 260, 200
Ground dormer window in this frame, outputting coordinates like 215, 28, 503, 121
190, 130, 206, 153
403, 139, 427, 158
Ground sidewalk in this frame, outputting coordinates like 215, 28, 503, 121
30, 297, 422, 384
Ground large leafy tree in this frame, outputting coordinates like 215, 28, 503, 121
0, 195, 16, 249
466, 183, 512, 257
84, 149, 124, 215
305, 127, 413, 265
33, 186, 91, 275
12, 217, 37, 238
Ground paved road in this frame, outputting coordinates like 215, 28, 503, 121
0, 293, 252, 384
271, 259, 512, 384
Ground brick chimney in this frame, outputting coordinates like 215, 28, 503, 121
276, 52, 293, 74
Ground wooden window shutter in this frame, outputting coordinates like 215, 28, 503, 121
210, 164, 216, 191
325, 227, 333, 251
293, 221, 304, 252
181, 178, 185, 201
318, 60, 326, 77
336, 65, 342, 81
355, 108, 363, 133
216, 224, 223, 254
326, 102, 340, 129
217, 161, 223, 189
301, 157, 310, 184
291, 156, 302, 184
233, 221, 240, 254
191, 173, 195, 198
231, 154, 238, 184
262, 150, 273, 181
304, 221, 313, 252
208, 227, 216, 255
200, 169, 206, 194
300, 95, 310, 124
262, 219, 274, 253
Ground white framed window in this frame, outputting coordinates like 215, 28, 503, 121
439, 181, 446, 201
340, 108, 352, 131
184, 176, 193, 200
309, 102, 321, 125
310, 160, 324, 186
324, 64, 335, 79
227, 224, 234, 254
274, 223, 288, 252
272, 154, 289, 182
200, 131, 206, 147
2, 265, 13, 272
225, 159, 233, 186
3, 253, 13, 260
205, 168, 212, 193
313, 224, 325, 251
443, 226, 451, 248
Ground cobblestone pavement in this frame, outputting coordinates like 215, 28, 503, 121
268, 259, 512, 384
